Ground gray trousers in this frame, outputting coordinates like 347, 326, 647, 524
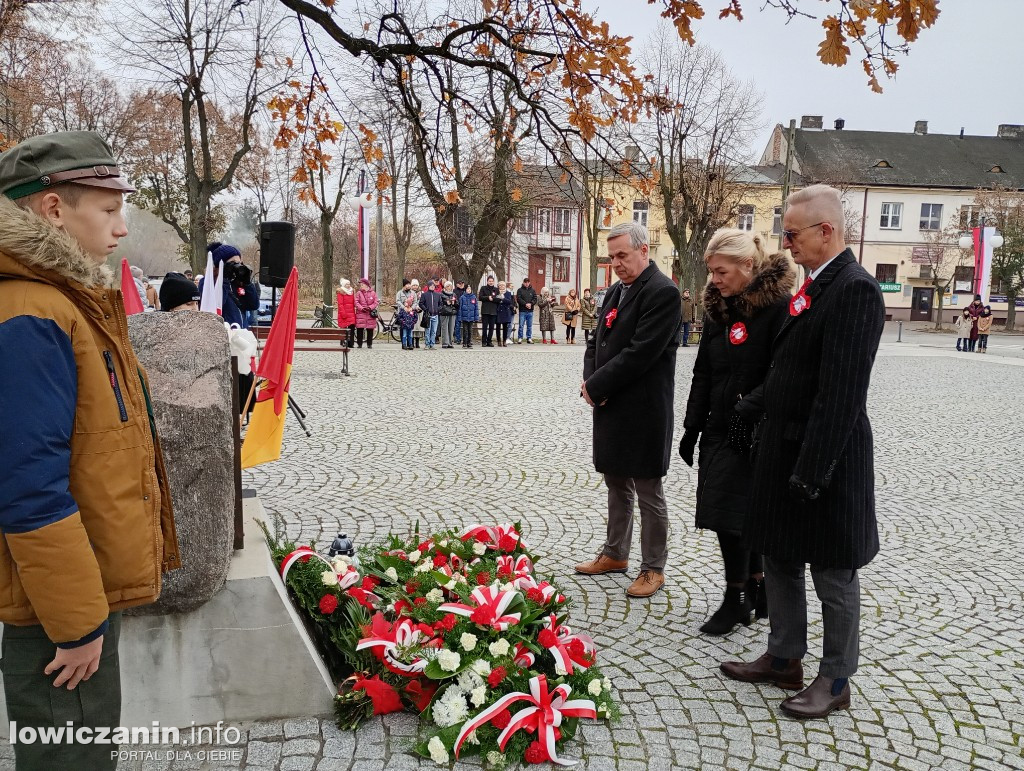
441, 315, 456, 346
601, 475, 668, 572
764, 557, 860, 679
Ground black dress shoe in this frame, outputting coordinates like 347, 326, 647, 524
780, 675, 851, 719
747, 577, 769, 620
720, 652, 803, 690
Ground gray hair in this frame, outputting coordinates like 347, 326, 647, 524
606, 221, 649, 249
787, 184, 845, 235
130, 265, 144, 279
444, 280, 454, 290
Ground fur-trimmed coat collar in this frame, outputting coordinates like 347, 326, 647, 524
702, 252, 796, 325
0, 195, 113, 289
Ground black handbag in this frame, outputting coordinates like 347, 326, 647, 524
369, 308, 379, 318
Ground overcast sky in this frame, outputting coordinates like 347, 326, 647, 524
585, 0, 1023, 157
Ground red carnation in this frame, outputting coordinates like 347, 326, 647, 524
362, 575, 380, 591
497, 534, 517, 552
470, 606, 490, 625
436, 614, 457, 632
526, 587, 546, 604
491, 708, 512, 730
405, 581, 419, 594
394, 600, 411, 616
524, 740, 547, 764
299, 554, 312, 563
538, 629, 558, 648
414, 597, 427, 606
487, 666, 507, 688
568, 638, 586, 658
475, 571, 491, 586
433, 554, 448, 568
319, 594, 339, 615
497, 564, 513, 579
417, 540, 433, 553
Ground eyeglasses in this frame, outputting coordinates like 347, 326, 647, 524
781, 222, 826, 242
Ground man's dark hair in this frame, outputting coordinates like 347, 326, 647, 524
402, 278, 411, 287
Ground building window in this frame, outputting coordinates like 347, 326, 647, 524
959, 205, 983, 230
953, 265, 975, 293
737, 204, 754, 231
772, 206, 782, 235
920, 203, 943, 231
552, 255, 569, 282
538, 207, 552, 234
632, 200, 649, 227
516, 208, 536, 234
553, 208, 572, 234
880, 202, 902, 229
919, 265, 932, 279
875, 263, 897, 283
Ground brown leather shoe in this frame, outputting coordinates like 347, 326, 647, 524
779, 675, 851, 719
575, 554, 628, 575
720, 652, 804, 690
625, 570, 664, 597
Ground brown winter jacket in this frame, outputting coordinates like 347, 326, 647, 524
977, 314, 993, 334
0, 196, 180, 646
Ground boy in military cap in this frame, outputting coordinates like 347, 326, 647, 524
0, 131, 180, 769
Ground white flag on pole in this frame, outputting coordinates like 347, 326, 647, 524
199, 251, 221, 315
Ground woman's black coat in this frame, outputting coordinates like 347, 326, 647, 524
683, 254, 795, 536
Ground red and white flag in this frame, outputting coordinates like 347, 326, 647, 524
199, 251, 223, 316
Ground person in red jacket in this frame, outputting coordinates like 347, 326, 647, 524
336, 278, 356, 348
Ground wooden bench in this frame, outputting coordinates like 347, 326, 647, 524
252, 325, 351, 373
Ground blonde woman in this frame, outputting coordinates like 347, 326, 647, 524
537, 286, 557, 343
679, 228, 795, 636
562, 288, 581, 344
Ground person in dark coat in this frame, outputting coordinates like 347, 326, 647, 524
515, 278, 538, 343
478, 275, 500, 347
495, 281, 515, 346
453, 279, 467, 344
680, 229, 795, 635
457, 284, 480, 348
721, 184, 886, 720
197, 241, 260, 328
576, 222, 682, 599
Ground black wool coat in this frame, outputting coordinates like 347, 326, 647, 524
744, 249, 886, 569
684, 254, 795, 536
584, 261, 681, 479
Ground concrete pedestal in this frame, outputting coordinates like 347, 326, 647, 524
0, 497, 335, 736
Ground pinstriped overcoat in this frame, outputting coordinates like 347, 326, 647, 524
744, 249, 885, 569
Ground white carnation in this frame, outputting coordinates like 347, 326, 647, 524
385, 567, 398, 582
456, 574, 468, 584
431, 701, 452, 727
457, 669, 483, 691
486, 750, 506, 767
598, 702, 608, 715
464, 729, 480, 745
488, 639, 511, 657
331, 556, 351, 572
321, 570, 339, 587
470, 685, 487, 707
444, 579, 458, 591
425, 588, 444, 604
501, 582, 515, 592
439, 539, 449, 548
436, 649, 461, 672
588, 679, 603, 697
473, 542, 487, 556
603, 676, 611, 693
428, 735, 449, 764
554, 661, 568, 676
470, 659, 491, 677
408, 549, 422, 563
460, 633, 478, 651
415, 560, 433, 573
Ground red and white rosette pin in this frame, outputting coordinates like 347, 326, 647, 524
437, 583, 522, 631
728, 322, 748, 345
790, 277, 812, 317
453, 674, 597, 764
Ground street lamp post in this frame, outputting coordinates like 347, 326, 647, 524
959, 215, 1003, 304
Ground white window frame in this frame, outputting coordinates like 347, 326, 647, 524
880, 202, 903, 230
632, 200, 649, 227
919, 203, 943, 231
553, 208, 572, 235
516, 208, 536, 234
772, 206, 782, 236
737, 204, 754, 232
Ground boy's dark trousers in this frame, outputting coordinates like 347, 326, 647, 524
2, 613, 122, 770
461, 321, 474, 347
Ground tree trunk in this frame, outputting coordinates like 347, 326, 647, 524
1005, 294, 1017, 331
933, 283, 945, 329
588, 240, 599, 291
321, 210, 335, 316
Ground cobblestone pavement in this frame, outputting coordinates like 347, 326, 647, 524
116, 330, 1024, 770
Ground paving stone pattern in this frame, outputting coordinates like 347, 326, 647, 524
117, 336, 1024, 770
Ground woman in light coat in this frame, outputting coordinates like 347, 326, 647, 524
580, 288, 597, 343
561, 288, 581, 344
954, 308, 972, 352
537, 286, 557, 344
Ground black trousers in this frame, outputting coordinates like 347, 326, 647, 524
498, 322, 510, 342
717, 531, 762, 584
461, 321, 474, 345
356, 327, 373, 348
565, 325, 576, 342
482, 314, 497, 344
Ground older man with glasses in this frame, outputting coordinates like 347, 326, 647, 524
720, 184, 886, 719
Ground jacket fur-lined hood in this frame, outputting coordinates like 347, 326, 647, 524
702, 252, 796, 325
0, 195, 113, 289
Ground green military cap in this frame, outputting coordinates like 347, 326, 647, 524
0, 130, 135, 200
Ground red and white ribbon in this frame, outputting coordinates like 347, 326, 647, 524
356, 616, 437, 676
496, 554, 533, 580
513, 575, 565, 604
453, 674, 596, 764
513, 641, 536, 668
460, 523, 522, 551
280, 547, 333, 583
540, 614, 596, 675
437, 583, 522, 631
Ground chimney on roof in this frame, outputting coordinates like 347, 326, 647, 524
914, 121, 928, 135
800, 115, 823, 130
834, 118, 845, 130
624, 145, 640, 161
997, 124, 1024, 140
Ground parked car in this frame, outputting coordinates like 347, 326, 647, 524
254, 284, 275, 326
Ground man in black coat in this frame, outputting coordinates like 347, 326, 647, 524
478, 275, 500, 346
577, 222, 682, 598
721, 185, 886, 719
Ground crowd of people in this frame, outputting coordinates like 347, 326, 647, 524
336, 274, 603, 349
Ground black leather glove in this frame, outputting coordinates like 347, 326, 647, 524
678, 431, 698, 467
727, 412, 753, 454
788, 474, 821, 501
